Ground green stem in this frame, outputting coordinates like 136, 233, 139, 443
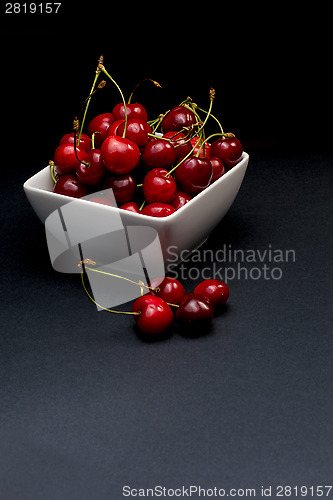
78, 71, 99, 144
195, 105, 224, 134
166, 136, 202, 177
100, 66, 128, 138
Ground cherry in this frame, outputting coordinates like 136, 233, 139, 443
104, 173, 136, 204
190, 137, 211, 158
142, 168, 176, 204
132, 295, 173, 334
176, 293, 214, 322
60, 132, 92, 152
87, 194, 116, 207
87, 113, 114, 147
141, 202, 176, 217
161, 105, 196, 133
175, 156, 212, 194
120, 201, 141, 213
210, 136, 243, 169
116, 118, 149, 148
112, 102, 148, 122
162, 131, 192, 160
171, 190, 192, 210
76, 149, 106, 185
53, 144, 88, 175
141, 139, 177, 170
107, 119, 125, 136
101, 136, 140, 174
149, 277, 186, 305
53, 174, 88, 198
208, 156, 225, 182
194, 279, 229, 306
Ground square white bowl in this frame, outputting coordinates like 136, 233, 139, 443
23, 152, 249, 270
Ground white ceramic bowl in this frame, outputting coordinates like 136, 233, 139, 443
23, 152, 249, 270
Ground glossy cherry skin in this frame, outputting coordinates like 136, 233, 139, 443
149, 277, 186, 306
112, 102, 148, 122
53, 174, 88, 198
101, 136, 140, 174
120, 201, 141, 213
87, 113, 114, 147
208, 156, 226, 182
132, 295, 174, 334
190, 138, 211, 158
107, 119, 125, 136
141, 202, 176, 217
176, 293, 214, 322
104, 174, 136, 204
60, 132, 92, 152
161, 105, 196, 133
142, 168, 176, 204
117, 118, 149, 148
76, 149, 106, 185
171, 190, 192, 210
194, 279, 229, 306
210, 137, 243, 169
141, 139, 177, 170
175, 156, 212, 194
162, 131, 192, 160
53, 144, 88, 175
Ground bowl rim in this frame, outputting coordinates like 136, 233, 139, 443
23, 152, 249, 223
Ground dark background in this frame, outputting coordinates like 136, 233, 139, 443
1, 4, 332, 500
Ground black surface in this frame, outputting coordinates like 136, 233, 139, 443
1, 8, 332, 500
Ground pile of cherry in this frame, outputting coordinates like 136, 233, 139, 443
81, 265, 230, 335
51, 64, 243, 217
51, 58, 237, 336
132, 277, 230, 335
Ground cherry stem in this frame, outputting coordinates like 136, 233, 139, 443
73, 126, 90, 166
84, 265, 156, 292
78, 71, 100, 144
165, 136, 202, 177
128, 78, 162, 104
81, 272, 140, 315
99, 63, 128, 138
49, 160, 56, 185
194, 105, 224, 134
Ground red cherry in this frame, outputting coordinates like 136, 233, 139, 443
210, 136, 243, 169
116, 118, 149, 148
76, 149, 106, 186
142, 168, 177, 204
194, 279, 229, 306
53, 174, 88, 198
208, 156, 226, 182
176, 293, 214, 322
59, 132, 92, 152
87, 194, 116, 207
171, 190, 192, 210
175, 156, 212, 194
87, 113, 114, 146
141, 139, 177, 170
101, 136, 140, 174
53, 144, 88, 175
112, 102, 148, 122
104, 174, 136, 204
162, 131, 192, 160
120, 201, 141, 213
107, 119, 125, 137
149, 277, 186, 305
132, 295, 173, 334
190, 138, 211, 158
161, 105, 196, 133
141, 202, 176, 217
